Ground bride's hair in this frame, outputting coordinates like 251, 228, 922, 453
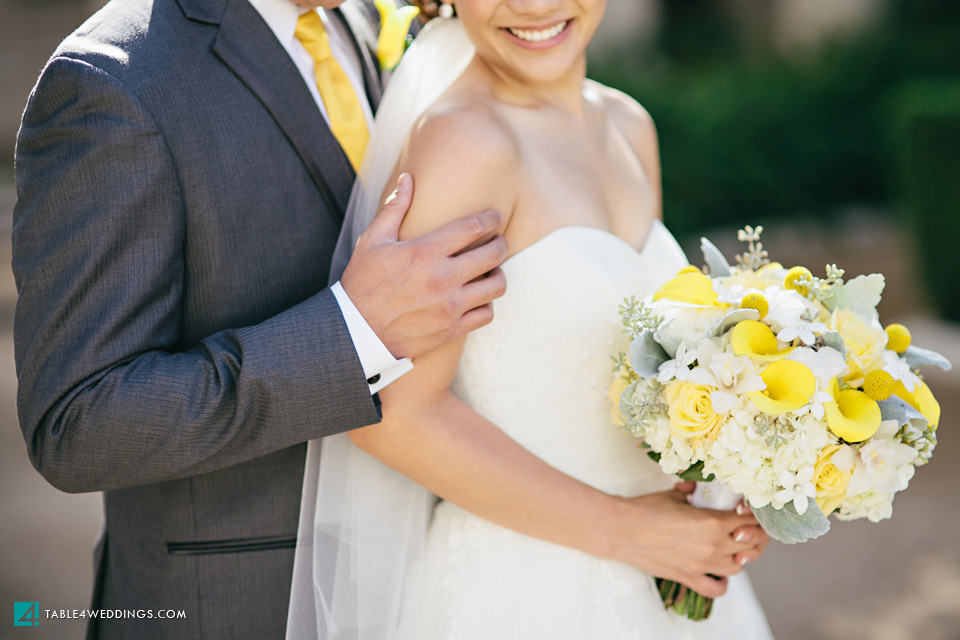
411, 0, 454, 20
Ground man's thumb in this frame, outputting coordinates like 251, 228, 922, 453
367, 173, 413, 243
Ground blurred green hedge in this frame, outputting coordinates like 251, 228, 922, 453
891, 81, 960, 320
588, 0, 960, 236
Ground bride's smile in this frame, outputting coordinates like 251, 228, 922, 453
503, 19, 572, 48
456, 0, 606, 86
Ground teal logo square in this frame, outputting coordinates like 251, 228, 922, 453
14, 603, 40, 627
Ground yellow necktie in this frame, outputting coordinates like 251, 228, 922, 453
295, 11, 369, 171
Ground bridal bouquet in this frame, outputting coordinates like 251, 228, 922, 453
611, 226, 950, 621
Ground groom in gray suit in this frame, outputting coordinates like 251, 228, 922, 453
12, 0, 505, 637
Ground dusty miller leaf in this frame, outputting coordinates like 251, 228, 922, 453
902, 345, 952, 371
753, 501, 831, 544
629, 330, 670, 378
708, 308, 760, 338
833, 274, 885, 317
700, 237, 732, 277
820, 331, 847, 360
879, 396, 927, 432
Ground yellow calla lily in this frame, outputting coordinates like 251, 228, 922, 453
893, 379, 941, 430
824, 389, 882, 442
652, 269, 722, 306
748, 360, 816, 414
731, 320, 794, 361
375, 0, 420, 71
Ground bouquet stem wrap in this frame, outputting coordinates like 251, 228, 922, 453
656, 481, 740, 621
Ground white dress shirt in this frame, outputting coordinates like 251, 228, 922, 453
249, 0, 413, 394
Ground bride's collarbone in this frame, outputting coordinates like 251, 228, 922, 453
507, 134, 656, 253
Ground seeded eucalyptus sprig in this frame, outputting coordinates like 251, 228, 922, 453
735, 225, 770, 271
618, 296, 661, 341
795, 264, 846, 306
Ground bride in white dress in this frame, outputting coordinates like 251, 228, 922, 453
288, 1, 774, 638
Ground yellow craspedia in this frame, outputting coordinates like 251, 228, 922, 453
884, 323, 912, 354
863, 370, 894, 401
784, 266, 813, 296
740, 293, 770, 319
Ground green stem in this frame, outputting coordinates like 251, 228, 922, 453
655, 579, 715, 621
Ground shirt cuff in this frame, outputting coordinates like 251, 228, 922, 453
331, 281, 414, 394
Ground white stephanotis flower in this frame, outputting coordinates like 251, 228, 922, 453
777, 318, 829, 346
773, 466, 816, 515
686, 340, 766, 414
761, 285, 813, 334
656, 341, 697, 384
787, 346, 849, 419
880, 350, 922, 392
832, 420, 919, 496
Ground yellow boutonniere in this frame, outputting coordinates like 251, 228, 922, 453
375, 0, 420, 71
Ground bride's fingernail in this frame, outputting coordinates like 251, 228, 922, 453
739, 556, 749, 566
734, 531, 747, 543
384, 189, 399, 205
736, 503, 747, 516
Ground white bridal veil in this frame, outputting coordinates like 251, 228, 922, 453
286, 17, 476, 640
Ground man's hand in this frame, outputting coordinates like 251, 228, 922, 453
605, 483, 770, 598
341, 174, 508, 359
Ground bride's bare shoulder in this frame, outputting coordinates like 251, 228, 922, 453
396, 99, 520, 239
406, 99, 520, 172
587, 80, 659, 158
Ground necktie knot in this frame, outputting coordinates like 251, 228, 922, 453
295, 11, 333, 63
294, 10, 369, 171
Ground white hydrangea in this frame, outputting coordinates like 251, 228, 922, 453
836, 491, 895, 523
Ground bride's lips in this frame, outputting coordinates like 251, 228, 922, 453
501, 19, 573, 51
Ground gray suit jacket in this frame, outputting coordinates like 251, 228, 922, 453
12, 0, 387, 637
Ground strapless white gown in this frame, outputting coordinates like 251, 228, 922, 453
394, 221, 774, 639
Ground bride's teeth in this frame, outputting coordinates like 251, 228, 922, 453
508, 21, 567, 43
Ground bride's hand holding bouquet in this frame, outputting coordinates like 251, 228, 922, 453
613, 225, 950, 620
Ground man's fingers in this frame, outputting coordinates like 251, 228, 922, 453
453, 302, 495, 336
365, 173, 414, 244
452, 235, 508, 282
426, 210, 504, 256
460, 267, 507, 310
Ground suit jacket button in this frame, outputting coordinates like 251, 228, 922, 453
367, 373, 381, 385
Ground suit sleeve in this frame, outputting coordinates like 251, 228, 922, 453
12, 56, 381, 493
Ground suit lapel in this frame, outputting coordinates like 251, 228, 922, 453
211, 0, 356, 221
335, 2, 383, 113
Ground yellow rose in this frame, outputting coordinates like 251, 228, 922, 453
828, 308, 888, 383
814, 444, 853, 515
718, 263, 784, 292
663, 380, 724, 440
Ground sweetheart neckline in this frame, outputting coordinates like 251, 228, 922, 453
503, 219, 665, 266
